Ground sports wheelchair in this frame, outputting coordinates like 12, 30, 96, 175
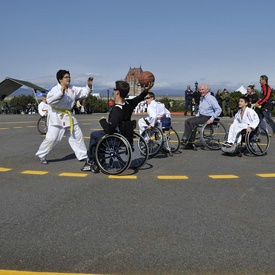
94, 120, 149, 175
182, 118, 228, 150
221, 125, 270, 157
37, 116, 48, 134
140, 117, 180, 157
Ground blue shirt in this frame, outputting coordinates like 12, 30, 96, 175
197, 92, 222, 121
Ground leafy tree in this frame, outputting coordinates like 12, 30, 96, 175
9, 95, 35, 107
86, 95, 108, 113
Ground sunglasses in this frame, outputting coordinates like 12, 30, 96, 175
144, 96, 152, 100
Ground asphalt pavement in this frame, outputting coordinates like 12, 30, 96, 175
0, 113, 275, 274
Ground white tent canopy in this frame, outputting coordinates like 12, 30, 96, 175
236, 85, 247, 95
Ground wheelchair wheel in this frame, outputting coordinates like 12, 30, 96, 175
129, 132, 149, 169
95, 134, 132, 175
200, 120, 227, 150
141, 127, 164, 157
245, 126, 270, 156
37, 116, 47, 134
162, 127, 180, 154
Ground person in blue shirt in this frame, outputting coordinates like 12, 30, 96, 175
182, 84, 222, 146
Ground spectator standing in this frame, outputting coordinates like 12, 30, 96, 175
184, 85, 193, 116
215, 89, 223, 109
255, 75, 275, 137
221, 89, 231, 117
192, 88, 201, 115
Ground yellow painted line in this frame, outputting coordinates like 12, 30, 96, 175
59, 172, 88, 177
0, 270, 101, 275
21, 170, 49, 175
209, 174, 239, 179
158, 175, 189, 180
0, 167, 12, 172
109, 175, 137, 179
26, 126, 36, 128
256, 173, 275, 178
0, 128, 9, 130
13, 127, 23, 129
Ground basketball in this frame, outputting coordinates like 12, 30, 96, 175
138, 71, 155, 86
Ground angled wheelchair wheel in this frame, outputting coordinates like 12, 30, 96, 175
141, 127, 164, 157
37, 116, 47, 135
95, 134, 131, 175
162, 127, 180, 154
245, 126, 270, 156
200, 120, 227, 150
129, 132, 149, 169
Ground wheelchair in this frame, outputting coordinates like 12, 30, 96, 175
183, 118, 228, 150
37, 116, 48, 135
94, 120, 149, 175
140, 117, 180, 157
221, 125, 270, 157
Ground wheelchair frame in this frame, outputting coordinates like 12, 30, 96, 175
141, 118, 180, 157
221, 125, 270, 157
37, 116, 48, 135
95, 131, 149, 175
183, 118, 228, 150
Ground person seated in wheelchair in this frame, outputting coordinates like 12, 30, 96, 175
181, 84, 222, 148
81, 80, 154, 173
38, 95, 50, 117
222, 96, 259, 148
138, 92, 171, 134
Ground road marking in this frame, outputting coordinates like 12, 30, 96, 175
0, 167, 12, 172
256, 173, 275, 178
13, 127, 23, 129
21, 170, 49, 175
209, 174, 239, 179
59, 172, 88, 177
158, 175, 189, 180
0, 128, 9, 130
26, 126, 36, 128
0, 270, 100, 275
109, 175, 137, 179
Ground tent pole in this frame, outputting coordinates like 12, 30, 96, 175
33, 89, 39, 105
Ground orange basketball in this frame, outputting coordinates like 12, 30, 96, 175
138, 71, 155, 86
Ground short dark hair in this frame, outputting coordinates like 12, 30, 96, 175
240, 96, 249, 104
115, 81, 130, 98
56, 70, 70, 83
146, 91, 155, 99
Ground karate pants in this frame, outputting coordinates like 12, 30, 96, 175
35, 124, 87, 160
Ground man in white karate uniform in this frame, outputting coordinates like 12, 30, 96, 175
36, 70, 93, 164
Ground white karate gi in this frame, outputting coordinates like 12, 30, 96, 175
138, 100, 169, 134
36, 83, 92, 160
227, 107, 259, 144
38, 101, 50, 116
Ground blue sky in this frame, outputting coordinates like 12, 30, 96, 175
1, 0, 275, 94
